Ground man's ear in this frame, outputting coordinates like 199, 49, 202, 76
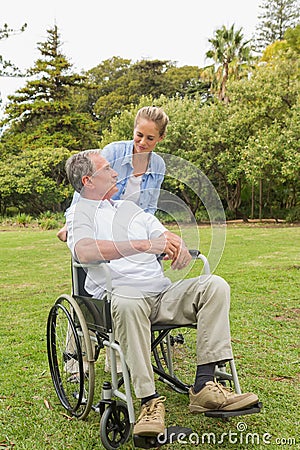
82, 175, 92, 186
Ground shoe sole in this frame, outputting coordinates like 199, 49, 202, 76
133, 426, 165, 436
189, 394, 259, 413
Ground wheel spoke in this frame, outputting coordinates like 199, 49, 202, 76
47, 295, 95, 419
100, 403, 131, 449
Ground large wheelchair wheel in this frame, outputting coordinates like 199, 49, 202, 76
100, 401, 131, 450
47, 294, 95, 419
152, 327, 235, 393
152, 326, 196, 394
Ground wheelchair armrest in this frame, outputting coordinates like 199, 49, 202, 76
72, 258, 112, 298
73, 259, 110, 267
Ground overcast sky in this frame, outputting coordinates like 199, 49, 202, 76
1, 0, 262, 107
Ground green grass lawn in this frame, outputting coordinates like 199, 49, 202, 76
0, 225, 299, 449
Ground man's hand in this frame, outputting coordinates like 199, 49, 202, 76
147, 231, 192, 270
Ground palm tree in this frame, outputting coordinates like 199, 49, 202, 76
205, 24, 253, 102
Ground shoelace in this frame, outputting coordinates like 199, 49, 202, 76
137, 396, 166, 422
207, 381, 234, 398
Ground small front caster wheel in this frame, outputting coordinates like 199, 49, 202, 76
100, 401, 131, 449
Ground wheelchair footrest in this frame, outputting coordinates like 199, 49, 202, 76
204, 402, 263, 418
133, 426, 193, 448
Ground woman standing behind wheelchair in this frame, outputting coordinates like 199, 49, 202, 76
57, 105, 169, 241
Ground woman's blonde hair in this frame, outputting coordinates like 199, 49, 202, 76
134, 106, 169, 137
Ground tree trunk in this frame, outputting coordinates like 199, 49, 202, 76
218, 62, 229, 103
251, 183, 255, 219
259, 178, 263, 221
181, 188, 200, 221
226, 179, 248, 221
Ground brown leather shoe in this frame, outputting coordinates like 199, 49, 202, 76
189, 381, 258, 412
133, 396, 166, 436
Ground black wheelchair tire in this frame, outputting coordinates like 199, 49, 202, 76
100, 401, 131, 450
47, 294, 95, 419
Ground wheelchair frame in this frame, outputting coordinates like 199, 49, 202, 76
47, 251, 261, 449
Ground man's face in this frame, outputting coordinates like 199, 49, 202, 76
83, 154, 118, 200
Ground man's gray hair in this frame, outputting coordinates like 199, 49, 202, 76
65, 149, 101, 193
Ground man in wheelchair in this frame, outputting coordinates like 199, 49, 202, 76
65, 149, 259, 437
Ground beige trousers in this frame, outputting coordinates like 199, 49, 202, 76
111, 274, 233, 398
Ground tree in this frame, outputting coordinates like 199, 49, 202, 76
0, 25, 99, 214
1, 25, 99, 152
75, 57, 208, 134
204, 24, 253, 102
0, 22, 27, 77
0, 22, 27, 107
78, 57, 175, 133
78, 56, 132, 130
254, 0, 300, 52
260, 23, 300, 62
228, 49, 300, 219
0, 146, 71, 215
163, 65, 211, 101
283, 22, 300, 53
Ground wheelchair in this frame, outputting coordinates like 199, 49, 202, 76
47, 251, 262, 449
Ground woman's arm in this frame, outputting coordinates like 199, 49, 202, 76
143, 155, 166, 214
144, 172, 165, 214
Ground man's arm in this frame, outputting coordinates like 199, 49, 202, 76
75, 238, 150, 263
75, 231, 192, 270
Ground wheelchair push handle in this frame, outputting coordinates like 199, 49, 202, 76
157, 249, 201, 260
157, 250, 211, 275
188, 249, 201, 258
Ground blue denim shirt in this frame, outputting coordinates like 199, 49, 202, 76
69, 140, 165, 215
101, 140, 165, 214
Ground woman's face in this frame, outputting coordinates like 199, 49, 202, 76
133, 118, 163, 154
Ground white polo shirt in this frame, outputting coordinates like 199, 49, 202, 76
66, 198, 171, 298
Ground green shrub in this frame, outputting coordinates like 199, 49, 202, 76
286, 206, 300, 223
0, 216, 13, 226
15, 213, 33, 227
37, 211, 64, 230
39, 217, 59, 230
